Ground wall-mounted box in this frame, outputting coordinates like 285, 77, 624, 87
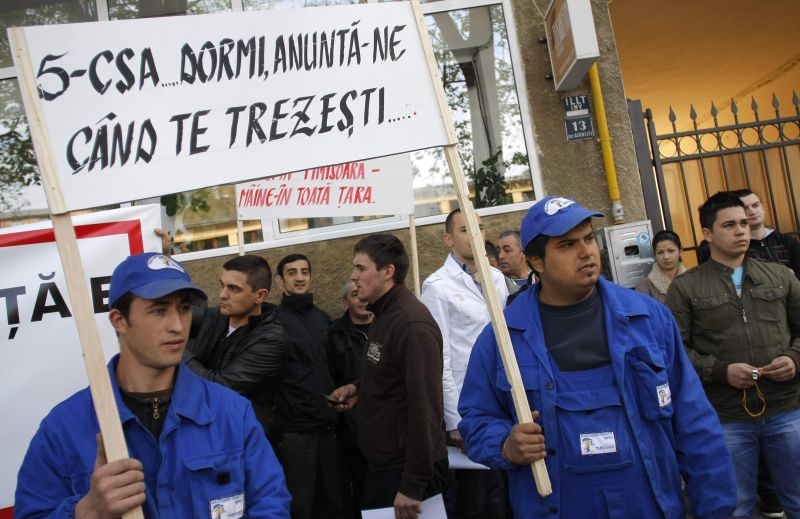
545, 0, 600, 91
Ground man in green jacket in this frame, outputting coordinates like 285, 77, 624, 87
665, 191, 800, 518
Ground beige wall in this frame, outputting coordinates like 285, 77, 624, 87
185, 0, 644, 312
510, 0, 645, 227
185, 210, 529, 316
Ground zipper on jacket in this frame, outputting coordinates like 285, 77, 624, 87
737, 280, 755, 362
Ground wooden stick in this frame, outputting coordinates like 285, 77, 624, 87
10, 27, 145, 519
237, 220, 246, 256
407, 0, 552, 496
408, 213, 421, 297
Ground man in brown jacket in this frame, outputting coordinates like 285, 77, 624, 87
330, 234, 447, 519
665, 192, 800, 518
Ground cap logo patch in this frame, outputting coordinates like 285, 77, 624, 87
544, 197, 575, 216
146, 254, 185, 273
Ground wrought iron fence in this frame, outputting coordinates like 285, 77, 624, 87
643, 92, 800, 264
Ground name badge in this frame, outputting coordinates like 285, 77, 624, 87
580, 432, 617, 455
657, 382, 672, 407
210, 492, 245, 519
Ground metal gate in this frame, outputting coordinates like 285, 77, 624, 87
629, 94, 800, 266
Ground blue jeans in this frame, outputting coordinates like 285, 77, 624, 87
722, 407, 800, 518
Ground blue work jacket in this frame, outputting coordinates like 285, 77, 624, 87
15, 356, 291, 518
457, 277, 736, 519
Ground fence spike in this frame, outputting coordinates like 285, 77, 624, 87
689, 104, 697, 121
731, 98, 739, 114
710, 101, 718, 118
751, 96, 759, 112
793, 90, 799, 108
668, 106, 676, 123
772, 93, 780, 110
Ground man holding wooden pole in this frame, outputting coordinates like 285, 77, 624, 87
14, 252, 291, 518
457, 196, 737, 518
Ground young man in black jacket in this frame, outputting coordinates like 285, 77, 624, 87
184, 254, 287, 443
275, 253, 341, 519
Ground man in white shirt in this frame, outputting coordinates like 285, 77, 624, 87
421, 208, 508, 518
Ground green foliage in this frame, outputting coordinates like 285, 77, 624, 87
0, 124, 38, 212
468, 147, 528, 208
161, 190, 212, 217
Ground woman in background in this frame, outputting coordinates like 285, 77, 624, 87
635, 230, 686, 303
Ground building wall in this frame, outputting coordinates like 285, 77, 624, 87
185, 209, 528, 316
185, 0, 645, 312
510, 0, 645, 226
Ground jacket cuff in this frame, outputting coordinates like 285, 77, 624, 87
780, 352, 800, 375
444, 408, 461, 432
711, 359, 731, 385
398, 474, 427, 501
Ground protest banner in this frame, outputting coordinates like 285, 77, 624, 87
10, 4, 453, 514
236, 154, 413, 219
12, 4, 450, 213
0, 204, 162, 515
236, 153, 421, 291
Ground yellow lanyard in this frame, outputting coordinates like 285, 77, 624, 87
742, 381, 766, 418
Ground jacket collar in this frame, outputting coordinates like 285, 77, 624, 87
443, 253, 483, 295
329, 311, 370, 334
705, 257, 764, 286
280, 292, 315, 311
505, 276, 650, 332
245, 302, 278, 328
367, 283, 405, 316
109, 354, 213, 429
504, 277, 651, 386
647, 261, 686, 295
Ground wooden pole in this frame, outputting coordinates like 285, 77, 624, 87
237, 220, 246, 256
408, 0, 552, 496
408, 213, 421, 297
10, 27, 145, 519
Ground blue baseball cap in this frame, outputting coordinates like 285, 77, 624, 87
520, 196, 604, 250
108, 252, 207, 307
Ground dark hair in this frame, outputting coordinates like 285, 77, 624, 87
353, 234, 409, 284
484, 240, 499, 263
731, 188, 756, 199
524, 234, 549, 274
445, 208, 461, 234
110, 291, 136, 321
498, 230, 521, 246
223, 254, 272, 291
277, 253, 311, 278
652, 230, 682, 250
699, 192, 745, 230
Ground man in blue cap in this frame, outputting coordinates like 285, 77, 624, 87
457, 196, 736, 518
15, 252, 291, 518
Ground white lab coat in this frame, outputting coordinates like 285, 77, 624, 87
421, 253, 508, 431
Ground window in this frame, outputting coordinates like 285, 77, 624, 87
107, 0, 231, 19
414, 3, 533, 216
0, 1, 96, 69
0, 0, 539, 254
